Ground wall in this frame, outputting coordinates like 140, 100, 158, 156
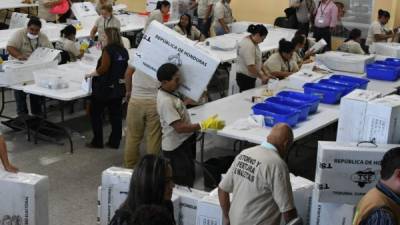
118, 0, 400, 27
230, 0, 289, 24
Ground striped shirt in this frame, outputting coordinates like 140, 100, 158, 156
360, 182, 400, 225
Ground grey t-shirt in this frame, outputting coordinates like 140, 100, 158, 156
219, 145, 295, 225
291, 0, 309, 23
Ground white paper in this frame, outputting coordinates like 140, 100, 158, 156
71, 2, 98, 21
81, 78, 92, 94
133, 21, 220, 101
309, 39, 327, 53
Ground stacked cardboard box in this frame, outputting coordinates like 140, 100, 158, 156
0, 171, 49, 225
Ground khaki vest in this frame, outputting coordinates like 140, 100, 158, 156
353, 187, 400, 225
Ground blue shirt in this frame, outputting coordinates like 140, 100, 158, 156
360, 181, 400, 225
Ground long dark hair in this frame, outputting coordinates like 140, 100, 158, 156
178, 14, 192, 36
345, 28, 361, 42
60, 25, 76, 38
247, 24, 268, 37
378, 9, 390, 19
120, 155, 171, 214
156, 0, 171, 10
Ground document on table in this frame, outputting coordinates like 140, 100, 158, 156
71, 2, 98, 21
26, 47, 61, 64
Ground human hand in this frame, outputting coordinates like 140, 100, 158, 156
17, 55, 27, 61
4, 163, 18, 173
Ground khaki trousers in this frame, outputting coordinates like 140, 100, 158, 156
124, 98, 161, 168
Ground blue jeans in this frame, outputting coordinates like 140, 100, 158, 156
214, 25, 227, 36
197, 17, 212, 37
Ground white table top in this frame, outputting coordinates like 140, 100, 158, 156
0, 0, 37, 10
0, 14, 178, 49
199, 26, 296, 63
189, 86, 340, 144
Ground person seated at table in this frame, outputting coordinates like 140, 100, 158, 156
7, 17, 53, 116
85, 27, 129, 149
55, 25, 85, 62
263, 39, 299, 79
38, 0, 62, 23
291, 34, 314, 68
90, 4, 121, 45
144, 0, 171, 31
156, 63, 225, 187
173, 14, 204, 41
109, 155, 176, 225
236, 24, 270, 92
95, 0, 115, 14
0, 134, 18, 173
366, 9, 399, 49
337, 28, 365, 55
294, 28, 316, 57
210, 0, 234, 36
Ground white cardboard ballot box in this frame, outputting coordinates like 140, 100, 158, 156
0, 60, 58, 86
132, 21, 221, 101
315, 51, 375, 74
0, 171, 49, 225
173, 186, 209, 225
310, 190, 355, 225
373, 42, 400, 57
337, 89, 382, 143
99, 167, 133, 225
315, 141, 400, 205
285, 70, 326, 90
201, 175, 313, 225
98, 167, 180, 225
363, 96, 400, 144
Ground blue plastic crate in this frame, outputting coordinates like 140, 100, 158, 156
375, 60, 400, 68
276, 91, 321, 114
252, 102, 301, 127
318, 79, 357, 95
265, 96, 311, 121
385, 58, 400, 64
366, 64, 399, 81
303, 83, 344, 104
329, 75, 369, 90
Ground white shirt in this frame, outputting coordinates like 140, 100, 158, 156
366, 21, 389, 46
196, 0, 214, 19
131, 70, 160, 99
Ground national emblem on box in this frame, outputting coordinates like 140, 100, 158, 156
314, 141, 400, 205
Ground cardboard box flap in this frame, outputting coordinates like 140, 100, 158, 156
342, 89, 381, 102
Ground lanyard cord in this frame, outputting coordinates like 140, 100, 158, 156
160, 88, 181, 99
103, 16, 112, 29
319, 0, 331, 16
28, 37, 39, 52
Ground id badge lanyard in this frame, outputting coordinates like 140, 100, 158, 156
318, 0, 331, 24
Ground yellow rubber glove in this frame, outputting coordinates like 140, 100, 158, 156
80, 42, 89, 51
74, 23, 82, 31
200, 115, 225, 131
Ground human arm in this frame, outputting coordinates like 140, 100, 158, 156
85, 50, 111, 78
215, 4, 230, 33
0, 135, 18, 173
124, 66, 135, 101
204, 1, 213, 20
248, 65, 269, 84
6, 46, 27, 60
171, 120, 201, 133
329, 5, 338, 30
218, 188, 231, 225
90, 26, 98, 41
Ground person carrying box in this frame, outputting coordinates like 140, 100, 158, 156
156, 63, 225, 187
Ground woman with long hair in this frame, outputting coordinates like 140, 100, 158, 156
110, 155, 175, 225
173, 14, 204, 41
85, 27, 129, 149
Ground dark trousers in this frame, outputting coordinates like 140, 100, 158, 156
163, 134, 196, 187
197, 17, 212, 37
14, 90, 42, 115
297, 22, 310, 35
313, 27, 332, 51
236, 73, 257, 92
90, 96, 123, 148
